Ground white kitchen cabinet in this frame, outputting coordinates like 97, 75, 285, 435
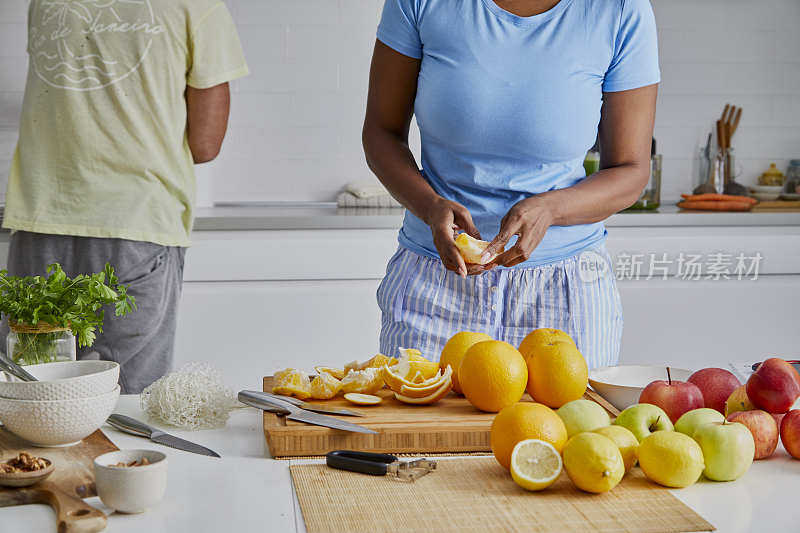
1, 208, 797, 390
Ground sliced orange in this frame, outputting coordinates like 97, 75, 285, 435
343, 393, 382, 406
310, 373, 341, 400
340, 368, 384, 394
343, 354, 397, 375
315, 366, 345, 380
394, 377, 453, 405
399, 367, 453, 398
272, 368, 312, 400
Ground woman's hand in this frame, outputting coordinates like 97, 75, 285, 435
423, 197, 482, 277
481, 196, 555, 268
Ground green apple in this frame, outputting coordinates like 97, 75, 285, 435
613, 403, 674, 442
556, 399, 611, 437
675, 408, 725, 437
693, 421, 755, 481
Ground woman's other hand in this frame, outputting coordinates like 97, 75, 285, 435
423, 197, 482, 277
480, 196, 555, 269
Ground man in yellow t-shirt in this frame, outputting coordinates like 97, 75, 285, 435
3, 0, 249, 393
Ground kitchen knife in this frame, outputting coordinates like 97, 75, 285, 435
106, 414, 221, 458
238, 391, 377, 434
255, 391, 364, 417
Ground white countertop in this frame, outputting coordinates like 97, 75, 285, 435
2, 393, 799, 533
192, 204, 800, 231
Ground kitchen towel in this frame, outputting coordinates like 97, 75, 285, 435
337, 181, 402, 208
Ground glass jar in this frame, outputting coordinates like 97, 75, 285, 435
626, 153, 662, 210
784, 159, 800, 195
7, 329, 77, 366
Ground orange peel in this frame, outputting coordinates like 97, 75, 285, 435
394, 376, 453, 405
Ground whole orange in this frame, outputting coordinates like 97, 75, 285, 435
518, 328, 575, 361
459, 340, 527, 413
526, 340, 588, 408
491, 402, 568, 470
439, 331, 492, 394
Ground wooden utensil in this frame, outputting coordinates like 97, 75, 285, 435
0, 428, 117, 532
262, 376, 619, 458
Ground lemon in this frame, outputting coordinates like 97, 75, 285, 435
562, 433, 625, 493
638, 431, 705, 488
491, 402, 568, 470
343, 393, 381, 405
440, 331, 492, 393
510, 439, 562, 491
524, 339, 588, 408
593, 425, 639, 472
459, 340, 528, 413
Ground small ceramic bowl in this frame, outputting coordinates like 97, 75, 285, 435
0, 458, 54, 488
94, 450, 168, 514
0, 360, 119, 400
589, 365, 693, 412
0, 385, 120, 446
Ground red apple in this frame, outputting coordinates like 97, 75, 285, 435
746, 358, 800, 414
780, 410, 800, 459
727, 410, 779, 460
688, 368, 741, 414
639, 368, 705, 423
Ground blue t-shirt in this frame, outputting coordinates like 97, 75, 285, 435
377, 0, 660, 266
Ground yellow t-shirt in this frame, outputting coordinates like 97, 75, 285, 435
3, 0, 249, 247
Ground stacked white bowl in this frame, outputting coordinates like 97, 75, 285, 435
0, 361, 120, 446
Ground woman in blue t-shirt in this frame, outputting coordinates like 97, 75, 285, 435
363, 0, 659, 368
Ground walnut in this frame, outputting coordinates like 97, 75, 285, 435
1, 453, 50, 473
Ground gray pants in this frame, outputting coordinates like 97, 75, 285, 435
2, 231, 186, 393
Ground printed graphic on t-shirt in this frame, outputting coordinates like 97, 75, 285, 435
29, 0, 164, 91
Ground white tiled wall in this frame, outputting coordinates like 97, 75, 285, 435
0, 0, 798, 205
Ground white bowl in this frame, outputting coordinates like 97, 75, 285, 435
94, 450, 168, 514
588, 365, 693, 412
0, 361, 119, 400
750, 185, 783, 193
0, 385, 120, 446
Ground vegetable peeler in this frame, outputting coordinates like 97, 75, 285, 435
326, 450, 436, 482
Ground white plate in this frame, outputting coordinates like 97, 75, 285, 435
780, 193, 800, 200
753, 192, 780, 201
588, 365, 693, 412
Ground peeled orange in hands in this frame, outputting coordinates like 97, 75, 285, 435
459, 340, 527, 413
454, 233, 497, 265
519, 329, 587, 408
440, 331, 492, 394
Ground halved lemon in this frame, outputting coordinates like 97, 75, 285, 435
510, 439, 563, 491
343, 393, 382, 406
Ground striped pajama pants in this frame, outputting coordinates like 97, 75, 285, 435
377, 246, 623, 369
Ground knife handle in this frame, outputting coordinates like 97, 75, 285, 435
107, 413, 154, 438
326, 451, 398, 476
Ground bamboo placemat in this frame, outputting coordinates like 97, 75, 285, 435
291, 457, 714, 533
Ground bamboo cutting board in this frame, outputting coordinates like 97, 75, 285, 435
291, 457, 715, 533
0, 428, 117, 532
263, 377, 618, 458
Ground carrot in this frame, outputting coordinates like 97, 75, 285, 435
680, 193, 757, 204
677, 200, 753, 212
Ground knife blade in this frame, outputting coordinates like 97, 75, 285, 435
253, 391, 364, 417
150, 431, 221, 458
238, 391, 377, 434
286, 409, 378, 434
106, 414, 221, 458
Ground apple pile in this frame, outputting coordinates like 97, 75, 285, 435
637, 359, 800, 462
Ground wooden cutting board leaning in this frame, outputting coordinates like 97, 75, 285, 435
262, 376, 619, 458
291, 457, 715, 533
0, 428, 117, 532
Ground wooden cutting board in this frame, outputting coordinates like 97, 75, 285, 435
752, 200, 800, 212
263, 376, 619, 458
0, 428, 117, 532
291, 457, 715, 533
